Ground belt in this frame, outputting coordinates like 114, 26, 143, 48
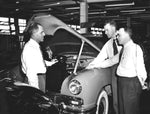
37, 73, 46, 76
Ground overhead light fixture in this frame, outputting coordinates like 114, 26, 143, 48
43, 2, 60, 7
16, 9, 19, 11
120, 9, 146, 13
16, 1, 19, 4
33, 8, 52, 12
89, 11, 107, 15
66, 5, 90, 10
66, 7, 80, 10
87, 0, 124, 3
105, 2, 134, 7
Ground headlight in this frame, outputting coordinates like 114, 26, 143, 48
69, 80, 82, 95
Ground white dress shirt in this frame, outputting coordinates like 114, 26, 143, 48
87, 38, 122, 68
21, 39, 46, 89
117, 40, 147, 86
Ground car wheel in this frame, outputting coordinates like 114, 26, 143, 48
96, 89, 109, 114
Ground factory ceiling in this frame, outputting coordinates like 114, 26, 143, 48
0, 0, 150, 27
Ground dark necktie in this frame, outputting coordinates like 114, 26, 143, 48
113, 39, 118, 55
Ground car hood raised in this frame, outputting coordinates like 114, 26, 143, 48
24, 13, 100, 52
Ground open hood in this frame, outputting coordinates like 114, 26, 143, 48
24, 13, 100, 52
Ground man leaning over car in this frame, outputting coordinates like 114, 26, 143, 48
86, 20, 122, 114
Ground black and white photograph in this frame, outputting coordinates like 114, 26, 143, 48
0, 0, 150, 114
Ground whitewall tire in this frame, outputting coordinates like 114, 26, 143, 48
96, 89, 109, 114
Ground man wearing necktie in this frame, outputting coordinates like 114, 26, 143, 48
86, 20, 122, 114
113, 39, 118, 55
116, 27, 147, 114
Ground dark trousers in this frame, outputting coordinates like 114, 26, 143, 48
118, 76, 142, 114
111, 65, 119, 114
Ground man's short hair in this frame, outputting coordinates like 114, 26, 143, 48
104, 20, 117, 29
123, 27, 133, 37
28, 22, 41, 37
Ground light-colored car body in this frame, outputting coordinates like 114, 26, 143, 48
61, 68, 111, 111
25, 13, 112, 114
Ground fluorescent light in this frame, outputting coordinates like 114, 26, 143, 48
88, 11, 107, 15
66, 7, 80, 10
105, 2, 134, 7
33, 8, 52, 12
87, 0, 124, 3
43, 2, 60, 6
120, 9, 146, 13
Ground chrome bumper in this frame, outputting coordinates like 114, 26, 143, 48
47, 92, 96, 114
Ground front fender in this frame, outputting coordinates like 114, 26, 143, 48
61, 68, 111, 109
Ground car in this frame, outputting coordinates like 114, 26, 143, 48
11, 13, 112, 114
0, 69, 59, 114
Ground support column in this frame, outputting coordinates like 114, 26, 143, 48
80, 0, 88, 34
14, 18, 19, 36
127, 17, 131, 28
146, 23, 150, 37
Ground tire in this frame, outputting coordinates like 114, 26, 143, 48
96, 89, 109, 114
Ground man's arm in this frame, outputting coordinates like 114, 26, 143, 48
99, 53, 119, 68
86, 42, 109, 69
136, 45, 147, 87
45, 59, 58, 67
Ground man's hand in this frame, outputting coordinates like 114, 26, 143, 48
51, 59, 58, 64
86, 64, 98, 69
86, 65, 93, 69
45, 59, 58, 66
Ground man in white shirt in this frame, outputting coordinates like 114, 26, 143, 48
86, 20, 122, 114
116, 27, 147, 114
21, 22, 48, 92
86, 20, 121, 69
